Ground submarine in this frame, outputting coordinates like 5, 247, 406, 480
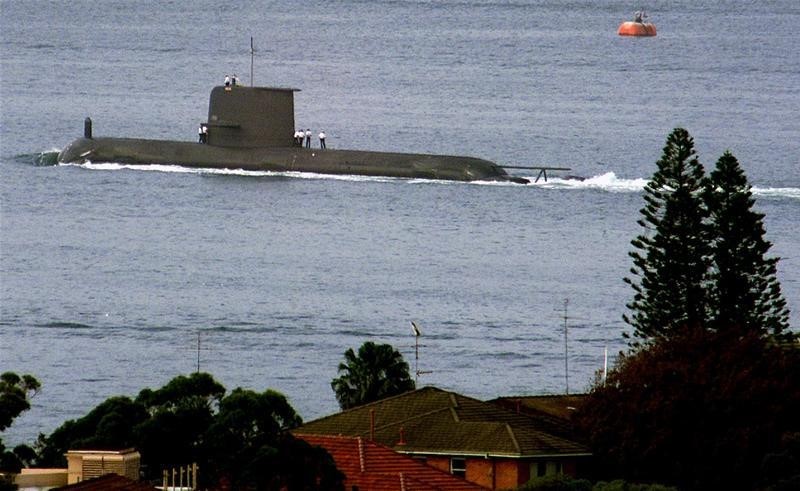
58, 85, 533, 184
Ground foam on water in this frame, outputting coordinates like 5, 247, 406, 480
526, 172, 649, 193
752, 187, 800, 201
64, 163, 800, 199
71, 161, 423, 183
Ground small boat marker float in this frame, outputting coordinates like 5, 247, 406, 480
618, 10, 657, 37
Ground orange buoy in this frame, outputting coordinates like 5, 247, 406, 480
618, 21, 657, 36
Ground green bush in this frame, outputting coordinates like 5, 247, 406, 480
518, 475, 592, 491
593, 480, 677, 491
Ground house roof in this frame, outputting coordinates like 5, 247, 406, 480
298, 434, 488, 490
295, 387, 590, 458
489, 394, 588, 441
491, 394, 587, 421
52, 474, 158, 490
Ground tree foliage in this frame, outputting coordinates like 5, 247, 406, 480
133, 372, 225, 471
624, 128, 793, 345
704, 151, 790, 338
0, 371, 41, 488
517, 476, 676, 491
331, 341, 415, 410
136, 372, 225, 414
35, 373, 343, 489
575, 329, 800, 490
592, 128, 798, 489
204, 388, 341, 489
623, 128, 711, 343
0, 372, 40, 432
36, 396, 149, 466
518, 474, 592, 490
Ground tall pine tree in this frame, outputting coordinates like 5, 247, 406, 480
704, 151, 790, 339
624, 128, 711, 343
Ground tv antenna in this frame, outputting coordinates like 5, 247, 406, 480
192, 330, 211, 373
562, 299, 570, 395
410, 321, 432, 384
249, 36, 256, 87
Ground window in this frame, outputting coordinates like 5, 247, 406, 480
534, 461, 563, 477
450, 457, 466, 477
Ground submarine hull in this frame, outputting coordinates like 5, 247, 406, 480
58, 137, 527, 183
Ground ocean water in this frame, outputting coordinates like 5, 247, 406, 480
1, 1, 798, 446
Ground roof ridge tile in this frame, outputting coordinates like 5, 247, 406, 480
504, 423, 521, 454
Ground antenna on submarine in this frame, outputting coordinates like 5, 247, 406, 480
250, 36, 255, 87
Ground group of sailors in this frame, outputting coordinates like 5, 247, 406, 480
199, 124, 328, 148
295, 128, 327, 149
223, 74, 240, 87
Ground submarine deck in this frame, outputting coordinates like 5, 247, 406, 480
58, 137, 526, 183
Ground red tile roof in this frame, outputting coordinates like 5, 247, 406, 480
52, 474, 158, 491
299, 434, 488, 490
296, 387, 590, 458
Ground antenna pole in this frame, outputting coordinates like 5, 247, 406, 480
415, 335, 420, 384
250, 36, 255, 87
563, 299, 569, 395
410, 321, 429, 384
196, 330, 201, 373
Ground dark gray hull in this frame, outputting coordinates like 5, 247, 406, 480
58, 137, 528, 183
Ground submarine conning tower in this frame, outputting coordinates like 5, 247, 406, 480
205, 86, 299, 148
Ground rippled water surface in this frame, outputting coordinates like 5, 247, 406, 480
1, 0, 799, 445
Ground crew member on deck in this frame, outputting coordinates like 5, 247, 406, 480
224, 74, 231, 87
305, 129, 312, 148
318, 130, 326, 149
198, 124, 208, 143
